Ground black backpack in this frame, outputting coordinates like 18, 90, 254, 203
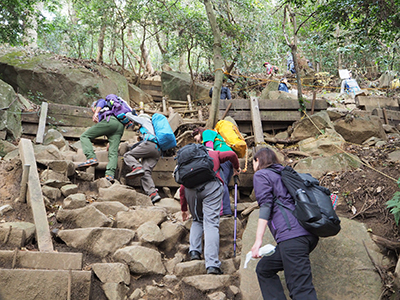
174, 143, 216, 189
269, 166, 341, 238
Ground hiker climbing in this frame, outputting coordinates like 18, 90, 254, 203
209, 86, 232, 100
278, 78, 289, 93
177, 143, 241, 275
250, 147, 319, 300
340, 70, 361, 95
192, 126, 236, 216
77, 94, 133, 182
123, 112, 176, 204
263, 62, 278, 75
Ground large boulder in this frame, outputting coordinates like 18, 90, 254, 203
298, 129, 346, 157
294, 153, 361, 179
161, 71, 209, 102
334, 115, 387, 144
0, 48, 130, 106
291, 111, 335, 140
0, 80, 22, 140
58, 227, 135, 258
239, 210, 383, 300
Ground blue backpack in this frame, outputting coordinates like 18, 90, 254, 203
152, 113, 177, 151
103, 94, 133, 122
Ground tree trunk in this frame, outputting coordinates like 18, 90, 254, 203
96, 21, 106, 64
289, 7, 303, 106
179, 52, 187, 72
141, 40, 154, 75
24, 2, 43, 47
204, 0, 223, 129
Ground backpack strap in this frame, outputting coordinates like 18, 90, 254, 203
265, 167, 293, 231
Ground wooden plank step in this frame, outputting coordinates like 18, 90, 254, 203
47, 103, 93, 118
140, 79, 162, 87
219, 99, 328, 110
22, 114, 94, 128
221, 110, 302, 122
22, 123, 138, 141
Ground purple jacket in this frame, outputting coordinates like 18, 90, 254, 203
253, 164, 312, 243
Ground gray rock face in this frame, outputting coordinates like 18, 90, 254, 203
298, 129, 346, 157
334, 115, 388, 144
161, 71, 209, 102
92, 263, 130, 285
58, 228, 135, 258
239, 210, 383, 300
56, 206, 113, 228
294, 153, 361, 178
43, 129, 69, 150
116, 207, 167, 230
98, 184, 137, 206
160, 221, 186, 252
291, 111, 335, 140
0, 50, 129, 106
0, 80, 22, 140
90, 201, 129, 217
182, 275, 231, 292
63, 193, 87, 209
113, 245, 166, 275
137, 221, 164, 245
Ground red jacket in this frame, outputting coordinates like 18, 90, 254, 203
180, 150, 239, 212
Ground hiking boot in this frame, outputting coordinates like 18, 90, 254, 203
150, 191, 161, 204
126, 166, 145, 178
105, 175, 115, 183
189, 250, 201, 261
77, 158, 99, 169
206, 266, 223, 275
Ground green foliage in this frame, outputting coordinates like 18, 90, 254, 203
0, 0, 38, 45
386, 178, 400, 225
27, 90, 44, 105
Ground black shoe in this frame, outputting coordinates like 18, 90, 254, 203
207, 266, 223, 275
189, 250, 201, 261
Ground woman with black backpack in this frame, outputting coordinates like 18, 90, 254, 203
250, 147, 319, 300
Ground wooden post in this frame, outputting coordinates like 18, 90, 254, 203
198, 110, 203, 122
36, 102, 48, 144
18, 164, 30, 203
311, 91, 316, 115
382, 108, 389, 124
250, 97, 264, 153
221, 102, 232, 120
19, 138, 54, 252
187, 95, 193, 111
162, 97, 167, 114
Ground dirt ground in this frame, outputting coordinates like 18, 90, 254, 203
1, 140, 400, 298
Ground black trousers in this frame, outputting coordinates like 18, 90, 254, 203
256, 235, 319, 300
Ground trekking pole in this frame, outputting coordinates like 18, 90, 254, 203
233, 175, 239, 257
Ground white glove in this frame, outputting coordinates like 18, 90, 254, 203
244, 244, 276, 269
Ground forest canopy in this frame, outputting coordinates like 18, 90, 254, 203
1, 0, 399, 77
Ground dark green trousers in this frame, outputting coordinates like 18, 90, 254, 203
80, 116, 124, 177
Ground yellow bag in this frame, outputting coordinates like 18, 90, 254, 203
215, 120, 247, 158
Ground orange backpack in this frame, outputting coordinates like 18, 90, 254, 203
214, 120, 247, 158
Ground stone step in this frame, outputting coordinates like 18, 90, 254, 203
0, 250, 83, 270
0, 269, 91, 300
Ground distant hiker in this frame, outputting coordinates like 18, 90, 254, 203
278, 78, 289, 93
307, 59, 314, 70
340, 70, 361, 95
287, 53, 295, 74
123, 113, 161, 203
209, 86, 232, 100
77, 94, 133, 182
250, 148, 318, 300
192, 126, 235, 216
263, 62, 279, 75
180, 148, 240, 275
